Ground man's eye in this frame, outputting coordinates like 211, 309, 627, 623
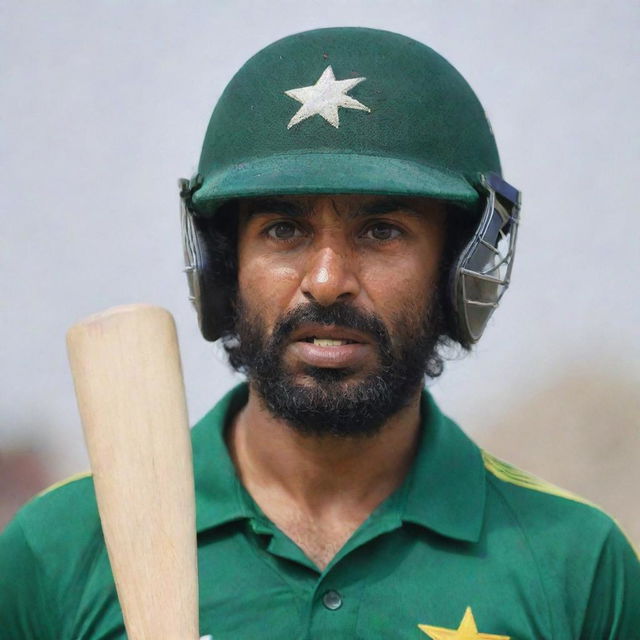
364, 223, 402, 241
266, 221, 302, 240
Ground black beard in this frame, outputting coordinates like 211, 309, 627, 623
225, 299, 444, 438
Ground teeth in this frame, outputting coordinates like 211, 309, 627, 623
313, 338, 347, 346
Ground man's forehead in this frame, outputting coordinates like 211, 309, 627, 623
237, 193, 445, 219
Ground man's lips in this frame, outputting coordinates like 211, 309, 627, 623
287, 324, 373, 368
289, 324, 371, 345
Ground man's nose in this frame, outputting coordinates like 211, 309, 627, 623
300, 245, 361, 306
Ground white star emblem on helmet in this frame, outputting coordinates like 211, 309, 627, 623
284, 65, 371, 129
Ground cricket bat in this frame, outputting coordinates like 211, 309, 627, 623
66, 303, 200, 640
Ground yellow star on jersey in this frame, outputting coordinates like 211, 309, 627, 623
418, 607, 510, 640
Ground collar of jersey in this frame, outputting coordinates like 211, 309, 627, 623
191, 382, 485, 543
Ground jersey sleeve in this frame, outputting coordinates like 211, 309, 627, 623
0, 513, 57, 639
580, 522, 640, 639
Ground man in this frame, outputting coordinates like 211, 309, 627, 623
1, 27, 639, 639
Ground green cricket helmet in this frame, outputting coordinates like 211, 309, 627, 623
180, 27, 521, 343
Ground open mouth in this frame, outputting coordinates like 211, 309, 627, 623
291, 323, 369, 347
301, 337, 359, 346
288, 325, 372, 368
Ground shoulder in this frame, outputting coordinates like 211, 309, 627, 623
479, 449, 627, 590
481, 450, 640, 637
2, 471, 103, 570
12, 471, 100, 542
481, 449, 620, 540
0, 473, 104, 639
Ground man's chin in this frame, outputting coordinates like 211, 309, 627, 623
297, 365, 365, 385
251, 367, 420, 439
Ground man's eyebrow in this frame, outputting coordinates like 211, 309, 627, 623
353, 198, 420, 218
244, 198, 307, 219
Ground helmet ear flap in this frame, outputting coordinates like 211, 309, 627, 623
179, 179, 231, 342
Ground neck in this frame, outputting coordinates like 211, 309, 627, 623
228, 384, 423, 517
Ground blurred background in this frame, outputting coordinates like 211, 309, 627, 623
2, 1, 638, 544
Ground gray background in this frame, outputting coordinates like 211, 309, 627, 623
2, 1, 639, 536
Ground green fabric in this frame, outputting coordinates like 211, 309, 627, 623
1, 384, 638, 639
190, 28, 501, 216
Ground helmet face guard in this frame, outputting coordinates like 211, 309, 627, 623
453, 173, 521, 344
179, 172, 521, 344
180, 178, 202, 310
179, 177, 228, 342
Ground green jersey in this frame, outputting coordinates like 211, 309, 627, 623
1, 384, 638, 639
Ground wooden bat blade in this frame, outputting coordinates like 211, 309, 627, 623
67, 304, 199, 640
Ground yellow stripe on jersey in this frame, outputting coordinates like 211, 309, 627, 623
36, 470, 92, 499
481, 450, 595, 507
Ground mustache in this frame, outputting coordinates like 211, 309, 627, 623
269, 302, 391, 350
